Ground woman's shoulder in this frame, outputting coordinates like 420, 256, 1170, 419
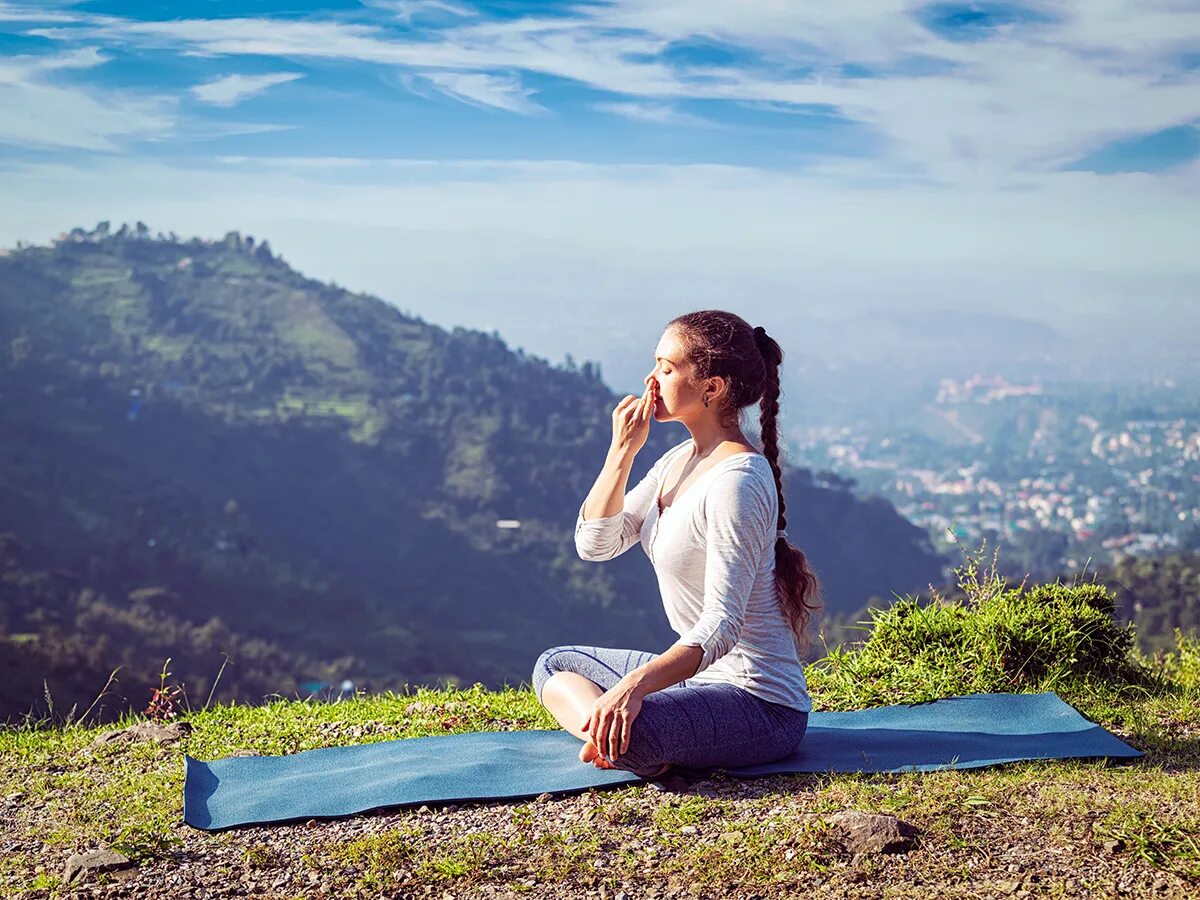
707, 454, 776, 501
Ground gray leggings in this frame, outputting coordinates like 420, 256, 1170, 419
532, 644, 809, 779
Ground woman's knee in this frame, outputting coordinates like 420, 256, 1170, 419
531, 646, 572, 702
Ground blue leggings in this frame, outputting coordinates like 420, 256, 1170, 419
532, 645, 809, 779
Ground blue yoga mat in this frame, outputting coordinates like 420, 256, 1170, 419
184, 691, 1141, 830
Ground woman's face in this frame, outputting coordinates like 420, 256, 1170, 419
644, 331, 693, 421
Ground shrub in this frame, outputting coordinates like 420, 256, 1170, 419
806, 539, 1152, 710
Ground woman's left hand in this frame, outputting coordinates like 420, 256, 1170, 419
582, 676, 645, 765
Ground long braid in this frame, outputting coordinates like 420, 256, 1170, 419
668, 311, 824, 652
753, 326, 823, 651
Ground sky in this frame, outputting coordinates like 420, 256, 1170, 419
1, 1, 1198, 389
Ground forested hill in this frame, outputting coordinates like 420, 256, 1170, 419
0, 224, 946, 720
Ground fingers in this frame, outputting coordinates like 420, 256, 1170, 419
614, 395, 638, 416
607, 714, 623, 761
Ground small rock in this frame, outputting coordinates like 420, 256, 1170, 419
228, 749, 261, 758
688, 781, 720, 799
996, 879, 1022, 894
93, 721, 192, 747
718, 831, 744, 844
1102, 838, 1124, 852
679, 825, 697, 834
63, 849, 133, 885
827, 810, 919, 854
535, 792, 554, 803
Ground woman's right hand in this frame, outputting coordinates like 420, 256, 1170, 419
611, 378, 657, 457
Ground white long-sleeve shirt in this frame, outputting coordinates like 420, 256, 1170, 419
574, 438, 813, 712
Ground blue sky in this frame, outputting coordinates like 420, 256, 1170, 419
1, 1, 1198, 374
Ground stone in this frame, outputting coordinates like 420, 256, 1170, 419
228, 749, 261, 758
718, 831, 744, 844
535, 792, 554, 803
827, 810, 919, 854
63, 849, 133, 884
92, 721, 192, 747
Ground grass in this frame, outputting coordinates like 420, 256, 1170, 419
2, 540, 1198, 897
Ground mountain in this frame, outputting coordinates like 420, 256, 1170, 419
0, 223, 948, 719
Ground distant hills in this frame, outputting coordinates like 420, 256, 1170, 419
0, 224, 948, 720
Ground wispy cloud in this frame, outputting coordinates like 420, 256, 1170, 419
401, 69, 542, 113
0, 0, 80, 23
592, 101, 714, 127
19, 1, 1200, 182
365, 0, 474, 23
0, 48, 175, 150
191, 72, 303, 107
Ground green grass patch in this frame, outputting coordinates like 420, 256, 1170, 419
2, 541, 1197, 895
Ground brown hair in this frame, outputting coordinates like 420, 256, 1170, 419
665, 310, 823, 650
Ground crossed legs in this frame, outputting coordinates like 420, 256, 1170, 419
533, 644, 809, 780
540, 671, 672, 775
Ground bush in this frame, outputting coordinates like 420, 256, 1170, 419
806, 540, 1153, 710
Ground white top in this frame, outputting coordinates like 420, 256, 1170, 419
574, 438, 813, 712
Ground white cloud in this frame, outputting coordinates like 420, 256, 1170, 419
179, 121, 296, 140
24, 1, 1200, 183
401, 70, 542, 113
0, 48, 175, 150
191, 72, 303, 107
592, 101, 714, 127
0, 0, 80, 23
365, 0, 474, 23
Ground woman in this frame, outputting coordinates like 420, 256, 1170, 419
532, 310, 822, 780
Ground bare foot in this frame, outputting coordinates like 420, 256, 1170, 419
579, 740, 673, 777
579, 738, 615, 768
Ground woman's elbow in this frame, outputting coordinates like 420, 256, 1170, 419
575, 542, 615, 562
